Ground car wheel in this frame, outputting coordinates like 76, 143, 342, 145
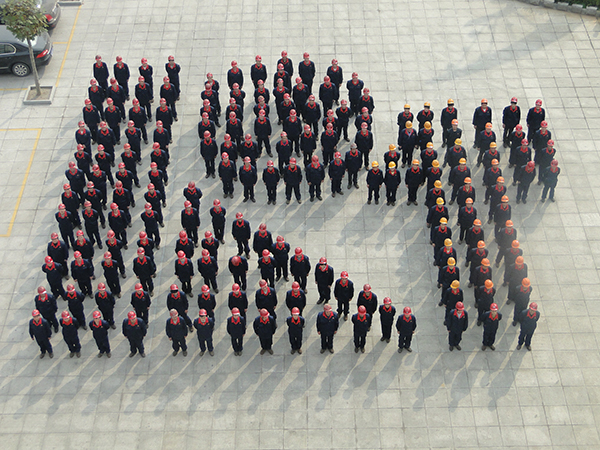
11, 62, 31, 77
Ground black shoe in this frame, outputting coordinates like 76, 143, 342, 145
367, 200, 371, 205
490, 345, 495, 351
456, 345, 461, 351
397, 348, 403, 354
48, 352, 53, 358
526, 345, 532, 351
317, 196, 322, 201
512, 321, 517, 327
522, 199, 527, 204
316, 298, 324, 305
140, 353, 146, 357
449, 346, 454, 351
375, 200, 379, 205
171, 351, 177, 357
516, 344, 522, 350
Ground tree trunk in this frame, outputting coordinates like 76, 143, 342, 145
27, 37, 41, 97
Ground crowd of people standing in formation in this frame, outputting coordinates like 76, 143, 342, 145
30, 52, 554, 360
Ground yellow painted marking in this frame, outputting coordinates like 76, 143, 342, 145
0, 128, 42, 237
55, 5, 81, 87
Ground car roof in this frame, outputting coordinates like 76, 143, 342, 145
0, 28, 27, 44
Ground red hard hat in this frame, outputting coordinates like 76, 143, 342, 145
334, 151, 341, 158
50, 232, 59, 239
201, 285, 210, 293
456, 302, 464, 311
541, 120, 548, 127
551, 159, 558, 166
292, 281, 300, 289
262, 249, 270, 257
137, 248, 145, 255
93, 311, 102, 319
144, 203, 152, 210
363, 284, 371, 291
169, 284, 178, 291
324, 304, 332, 311
73, 251, 82, 258
244, 157, 251, 163
259, 223, 267, 231
358, 305, 366, 314
32, 309, 40, 317
383, 297, 391, 305
134, 283, 143, 290
61, 311, 71, 319
289, 157, 297, 164
177, 250, 185, 258
511, 97, 518, 103
150, 162, 158, 168
529, 302, 538, 311
110, 202, 118, 209
205, 231, 213, 239
231, 307, 240, 315
516, 124, 523, 131
199, 309, 207, 316
276, 235, 284, 242
128, 311, 136, 319
107, 230, 115, 238
76, 230, 84, 237
66, 284, 75, 292
37, 286, 46, 294
107, 98, 114, 104
294, 247, 302, 255
259, 279, 267, 287
58, 204, 66, 210
132, 98, 139, 105
202, 249, 209, 257
341, 271, 348, 278
184, 200, 192, 208
98, 282, 106, 290
319, 257, 327, 264
232, 284, 240, 291
260, 308, 269, 317
267, 160, 274, 167
490, 303, 498, 311
179, 231, 187, 239
403, 307, 412, 314
213, 199, 221, 207
44, 256, 53, 264
291, 307, 300, 314
521, 138, 528, 145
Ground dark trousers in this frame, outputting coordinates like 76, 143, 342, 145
135, 308, 149, 326
289, 334, 302, 350
309, 183, 321, 199
275, 262, 288, 280
518, 330, 534, 347
113, 254, 125, 275
503, 126, 514, 146
482, 329, 497, 347
236, 239, 250, 255
181, 280, 192, 295
320, 333, 334, 350
259, 335, 273, 350
139, 276, 154, 294
541, 185, 555, 200
114, 229, 127, 245
233, 273, 247, 291
222, 180, 234, 196
459, 226, 468, 242
42, 313, 59, 331
337, 123, 348, 141
516, 183, 531, 202
64, 336, 81, 353
231, 336, 243, 352
105, 277, 121, 297
266, 186, 277, 202
36, 337, 53, 355
401, 148, 414, 166
399, 333, 413, 349
204, 157, 216, 176
294, 273, 307, 291
141, 102, 152, 120
354, 334, 366, 349
381, 321, 393, 340
386, 187, 397, 203
302, 150, 313, 167
76, 278, 93, 297
407, 186, 419, 202
286, 184, 301, 201
94, 336, 111, 354
337, 300, 349, 316
362, 150, 370, 168
99, 306, 115, 326
197, 335, 214, 352
147, 228, 161, 247
203, 275, 218, 291
128, 338, 145, 354
243, 185, 255, 201
172, 337, 187, 352
179, 312, 192, 328
368, 186, 380, 202
317, 284, 331, 302
323, 150, 333, 166
331, 178, 342, 194
186, 227, 198, 245
60, 228, 76, 249
257, 136, 270, 155
86, 225, 102, 248
348, 170, 358, 186
50, 282, 66, 300
449, 331, 463, 347
289, 137, 300, 156
213, 223, 224, 241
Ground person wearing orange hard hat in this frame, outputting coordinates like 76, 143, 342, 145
512, 278, 532, 326
476, 280, 496, 323
495, 221, 518, 268
540, 159, 560, 203
472, 98, 492, 150
506, 256, 528, 305
493, 195, 512, 239
440, 99, 458, 147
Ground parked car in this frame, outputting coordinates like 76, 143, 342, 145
0, 28, 52, 76
0, 0, 61, 29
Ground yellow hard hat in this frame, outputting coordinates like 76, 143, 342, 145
434, 180, 442, 188
424, 121, 432, 130
432, 160, 440, 168
459, 158, 467, 164
447, 99, 454, 104
451, 280, 460, 289
440, 217, 448, 224
405, 121, 412, 128
444, 238, 452, 246
372, 161, 379, 167
388, 162, 396, 168
424, 102, 431, 107
388, 144, 396, 151
436, 198, 445, 205
490, 142, 497, 148
404, 104, 410, 109
455, 138, 462, 145
447, 257, 456, 265
426, 142, 434, 148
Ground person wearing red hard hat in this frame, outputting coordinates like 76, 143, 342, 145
182, 181, 202, 212
60, 183, 82, 232
250, 55, 267, 89
472, 99, 492, 150
333, 271, 354, 321
378, 297, 396, 344
357, 284, 378, 321
306, 154, 325, 202
291, 78, 308, 121
107, 202, 129, 250
357, 87, 374, 116
105, 229, 127, 276
334, 98, 351, 143
328, 148, 346, 197
29, 309, 53, 359
272, 235, 290, 282
150, 140, 169, 184
59, 310, 82, 358
74, 229, 94, 261
540, 158, 560, 203
273, 63, 291, 93
517, 302, 540, 351
296, 51, 315, 93
181, 199, 200, 248
253, 308, 276, 355
153, 118, 172, 152
112, 178, 133, 226
194, 307, 215, 356
133, 247, 157, 297
35, 286, 59, 333
165, 55, 181, 99
175, 229, 194, 260
65, 158, 87, 205
97, 119, 118, 157
526, 99, 545, 142
202, 75, 221, 124
90, 310, 111, 358
345, 142, 362, 190
227, 307, 247, 356
228, 283, 249, 318
105, 97, 123, 144
346, 72, 364, 116
201, 230, 219, 260
155, 98, 174, 142
74, 141, 92, 179
534, 139, 556, 185
70, 250, 95, 299
138, 58, 154, 100
200, 129, 218, 179
107, 77, 127, 123
198, 284, 217, 320
284, 156, 303, 204
324, 125, 341, 178
286, 306, 305, 355
239, 155, 258, 203
303, 94, 321, 137
166, 308, 189, 357
167, 284, 193, 333
479, 302, 502, 351
506, 256, 528, 306
175, 249, 195, 296
263, 158, 281, 205
253, 110, 273, 159
258, 249, 276, 288
95, 281, 117, 328
197, 249, 218, 294
319, 75, 339, 115
82, 96, 101, 143
354, 107, 372, 134
130, 282, 151, 325
134, 75, 153, 126
93, 55, 110, 93
255, 279, 279, 328
209, 199, 226, 245
325, 58, 343, 93
64, 282, 87, 330
352, 305, 372, 353
290, 247, 311, 292
317, 304, 339, 354
315, 257, 334, 305
122, 310, 147, 357
501, 97, 520, 147
227, 60, 244, 91
225, 109, 244, 149
254, 89, 270, 118
446, 301, 468, 351
232, 211, 251, 258
143, 183, 164, 227
218, 151, 237, 200
285, 281, 306, 315
228, 254, 249, 291
396, 306, 417, 353
299, 121, 317, 166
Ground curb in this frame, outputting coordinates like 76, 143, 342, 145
516, 0, 599, 17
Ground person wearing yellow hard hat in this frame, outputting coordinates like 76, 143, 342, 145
477, 122, 496, 167
436, 238, 456, 271
441, 99, 458, 147
483, 141, 501, 171
502, 97, 520, 147
397, 104, 414, 134
405, 160, 424, 206
418, 121, 434, 152
431, 217, 451, 262
426, 160, 442, 191
384, 161, 401, 206
417, 102, 434, 130
448, 157, 471, 205
438, 256, 459, 292
440, 280, 463, 325
496, 221, 517, 268
465, 221, 484, 264
458, 197, 477, 244
421, 141, 437, 174
426, 179, 445, 209
427, 196, 449, 230
398, 120, 418, 168
445, 137, 466, 169
472, 98, 492, 150
366, 161, 384, 205
445, 118, 463, 155
384, 144, 400, 169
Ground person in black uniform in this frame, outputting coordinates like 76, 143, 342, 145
472, 99, 492, 148
526, 99, 545, 142
95, 282, 116, 328
306, 154, 325, 202
227, 60, 244, 90
300, 124, 317, 167
29, 310, 53, 358
175, 251, 195, 295
316, 304, 339, 354
517, 302, 540, 350
123, 311, 147, 357
378, 297, 396, 343
314, 257, 334, 305
352, 305, 372, 353
166, 309, 188, 356
285, 282, 306, 315
254, 309, 276, 355
35, 286, 58, 333
540, 159, 560, 202
165, 55, 181, 98
105, 230, 127, 275
134, 77, 153, 122
396, 306, 417, 353
138, 58, 154, 100
447, 301, 468, 351
130, 283, 151, 324
71, 251, 94, 298
328, 151, 345, 197
502, 97, 520, 147
479, 303, 501, 351
93, 55, 109, 93
194, 309, 215, 356
239, 157, 257, 203
346, 72, 364, 116
286, 307, 305, 355
290, 247, 311, 292
298, 52, 316, 92
167, 285, 193, 332
90, 310, 111, 358
251, 55, 267, 89
43, 256, 66, 300
227, 308, 246, 355
87, 82, 104, 124
333, 270, 354, 321
272, 235, 290, 281
60, 310, 81, 358
229, 255, 249, 291
440, 99, 458, 146
181, 200, 200, 247
228, 284, 248, 318
197, 249, 218, 293
133, 248, 156, 296
210, 199, 226, 244
284, 157, 303, 204
366, 161, 384, 205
